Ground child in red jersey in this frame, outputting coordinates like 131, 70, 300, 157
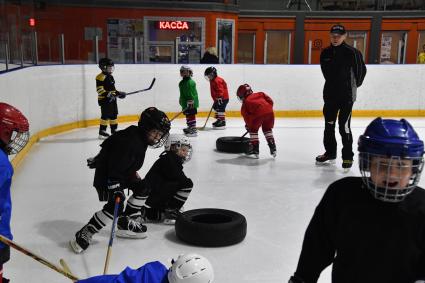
236, 84, 276, 159
204, 66, 229, 129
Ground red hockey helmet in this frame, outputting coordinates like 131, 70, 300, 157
236, 84, 253, 101
0, 103, 30, 155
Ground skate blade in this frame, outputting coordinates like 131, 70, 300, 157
69, 240, 84, 254
212, 126, 226, 130
98, 135, 108, 140
315, 159, 336, 166
116, 230, 147, 239
163, 219, 176, 225
245, 154, 259, 159
343, 168, 351, 173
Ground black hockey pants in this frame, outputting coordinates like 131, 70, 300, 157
322, 99, 354, 160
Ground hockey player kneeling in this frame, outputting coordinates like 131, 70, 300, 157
136, 134, 194, 225
77, 253, 213, 283
70, 107, 171, 254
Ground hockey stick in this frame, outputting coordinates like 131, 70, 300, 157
241, 131, 248, 139
0, 234, 79, 281
126, 78, 156, 95
169, 108, 187, 122
59, 259, 78, 282
197, 105, 214, 130
103, 196, 121, 275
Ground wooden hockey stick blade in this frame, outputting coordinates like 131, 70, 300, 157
59, 259, 76, 280
127, 78, 156, 95
0, 235, 79, 281
197, 105, 214, 130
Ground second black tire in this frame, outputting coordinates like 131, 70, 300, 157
216, 136, 250, 153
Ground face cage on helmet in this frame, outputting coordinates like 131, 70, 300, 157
170, 143, 193, 163
104, 65, 114, 74
359, 152, 424, 202
6, 131, 29, 155
148, 132, 169, 149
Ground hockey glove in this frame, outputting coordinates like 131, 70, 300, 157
187, 100, 194, 109
107, 180, 125, 200
106, 92, 116, 102
86, 156, 97, 169
118, 91, 127, 99
217, 97, 223, 106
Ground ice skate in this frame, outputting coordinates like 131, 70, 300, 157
268, 142, 277, 158
342, 159, 353, 173
162, 208, 181, 225
69, 224, 97, 254
315, 153, 336, 165
212, 120, 226, 130
98, 130, 110, 140
183, 127, 198, 137
245, 143, 259, 159
116, 214, 147, 239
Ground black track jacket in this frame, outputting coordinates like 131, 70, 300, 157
320, 42, 367, 103
294, 177, 425, 283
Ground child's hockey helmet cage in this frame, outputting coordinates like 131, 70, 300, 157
358, 117, 424, 202
165, 134, 193, 163
138, 107, 171, 148
98, 58, 114, 73
180, 65, 193, 77
204, 66, 217, 81
236, 84, 253, 102
0, 103, 30, 155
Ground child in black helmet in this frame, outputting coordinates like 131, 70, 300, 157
96, 58, 127, 139
70, 107, 171, 253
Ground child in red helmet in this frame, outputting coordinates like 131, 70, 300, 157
236, 84, 276, 158
0, 103, 30, 283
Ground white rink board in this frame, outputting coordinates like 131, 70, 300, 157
0, 64, 424, 135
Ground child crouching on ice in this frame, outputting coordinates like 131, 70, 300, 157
123, 134, 194, 225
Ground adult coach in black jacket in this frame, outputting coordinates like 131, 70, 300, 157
70, 107, 171, 253
290, 118, 425, 283
316, 25, 366, 170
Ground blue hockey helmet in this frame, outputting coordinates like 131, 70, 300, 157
358, 117, 424, 202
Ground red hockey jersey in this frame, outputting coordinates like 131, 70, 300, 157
209, 76, 229, 100
241, 92, 274, 126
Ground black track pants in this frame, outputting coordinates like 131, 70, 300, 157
322, 100, 354, 160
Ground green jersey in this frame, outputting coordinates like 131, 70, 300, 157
179, 77, 199, 110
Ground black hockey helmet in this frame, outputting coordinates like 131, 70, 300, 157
204, 66, 217, 81
138, 107, 171, 148
99, 58, 114, 72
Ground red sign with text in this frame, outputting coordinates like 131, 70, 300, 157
158, 21, 189, 30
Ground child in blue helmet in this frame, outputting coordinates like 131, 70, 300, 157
289, 117, 425, 283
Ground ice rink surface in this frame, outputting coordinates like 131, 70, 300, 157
6, 117, 425, 282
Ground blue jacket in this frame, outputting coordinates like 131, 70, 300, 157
77, 261, 169, 283
0, 148, 13, 249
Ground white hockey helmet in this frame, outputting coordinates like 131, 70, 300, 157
165, 134, 193, 162
168, 253, 214, 283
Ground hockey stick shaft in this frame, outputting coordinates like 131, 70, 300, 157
103, 196, 121, 275
241, 131, 248, 139
126, 78, 156, 95
198, 105, 214, 130
170, 108, 187, 122
0, 235, 79, 281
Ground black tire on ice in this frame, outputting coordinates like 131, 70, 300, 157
175, 208, 247, 247
216, 136, 250, 153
